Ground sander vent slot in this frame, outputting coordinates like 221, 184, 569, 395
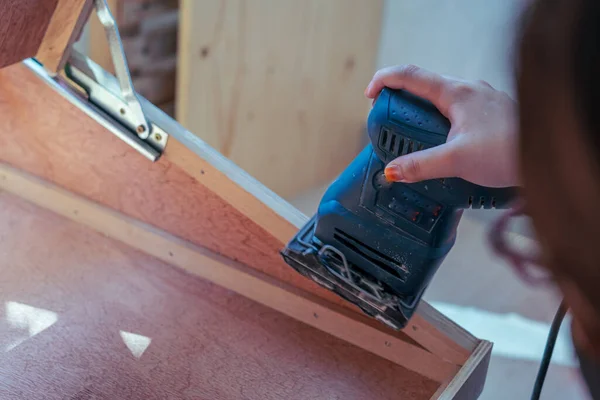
333, 229, 406, 282
381, 128, 389, 148
466, 195, 495, 209
401, 138, 424, 156
379, 130, 426, 157
397, 138, 405, 155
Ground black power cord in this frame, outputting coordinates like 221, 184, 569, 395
530, 299, 569, 400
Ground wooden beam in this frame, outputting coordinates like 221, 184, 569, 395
0, 162, 460, 384
0, 59, 476, 367
0, 0, 58, 69
35, 0, 94, 74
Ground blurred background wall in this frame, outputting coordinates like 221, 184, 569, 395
377, 1, 524, 98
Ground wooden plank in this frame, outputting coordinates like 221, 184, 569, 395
0, 0, 58, 69
176, 0, 382, 198
0, 162, 460, 384
35, 0, 94, 74
0, 60, 476, 367
0, 190, 441, 400
431, 341, 493, 400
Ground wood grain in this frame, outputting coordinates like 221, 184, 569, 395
0, 162, 461, 383
0, 60, 475, 366
176, 0, 382, 198
0, 191, 440, 400
35, 0, 94, 74
0, 0, 58, 69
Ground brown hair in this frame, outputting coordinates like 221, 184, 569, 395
517, 0, 600, 355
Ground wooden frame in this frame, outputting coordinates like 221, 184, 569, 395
35, 0, 94, 74
0, 3, 494, 398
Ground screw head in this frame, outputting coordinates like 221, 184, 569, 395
137, 125, 146, 134
154, 133, 163, 141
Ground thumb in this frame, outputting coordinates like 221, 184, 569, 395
384, 141, 459, 183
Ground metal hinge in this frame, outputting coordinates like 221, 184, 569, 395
57, 0, 168, 161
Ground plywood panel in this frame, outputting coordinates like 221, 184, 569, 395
0, 192, 439, 400
176, 0, 383, 198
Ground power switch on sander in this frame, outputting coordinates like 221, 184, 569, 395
281, 88, 518, 330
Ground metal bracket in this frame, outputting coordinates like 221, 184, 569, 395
58, 0, 168, 161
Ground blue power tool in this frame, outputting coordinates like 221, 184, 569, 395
280, 87, 518, 330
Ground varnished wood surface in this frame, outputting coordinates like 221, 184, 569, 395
0, 0, 58, 69
0, 192, 439, 399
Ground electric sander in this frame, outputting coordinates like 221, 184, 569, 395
280, 87, 518, 330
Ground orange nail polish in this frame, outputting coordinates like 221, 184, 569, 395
384, 166, 403, 182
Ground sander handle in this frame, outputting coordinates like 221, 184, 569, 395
367, 87, 518, 210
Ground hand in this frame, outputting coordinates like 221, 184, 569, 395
365, 65, 520, 188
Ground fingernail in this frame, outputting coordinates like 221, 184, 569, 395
364, 82, 372, 96
384, 165, 404, 182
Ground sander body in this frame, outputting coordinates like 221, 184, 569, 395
281, 88, 517, 330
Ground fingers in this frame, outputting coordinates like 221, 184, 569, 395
365, 64, 453, 115
384, 140, 461, 183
